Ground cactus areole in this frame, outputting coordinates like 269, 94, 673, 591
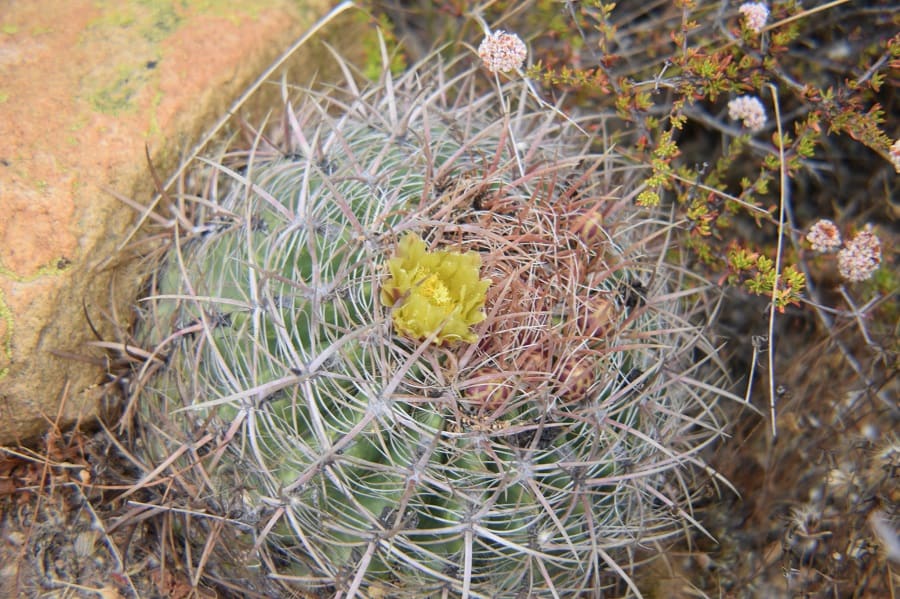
131, 55, 732, 597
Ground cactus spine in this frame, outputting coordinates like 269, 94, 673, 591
131, 52, 733, 597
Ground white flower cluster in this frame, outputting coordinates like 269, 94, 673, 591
837, 227, 882, 283
478, 31, 527, 74
728, 95, 767, 132
806, 219, 842, 253
738, 2, 769, 33
890, 138, 900, 173
807, 221, 883, 282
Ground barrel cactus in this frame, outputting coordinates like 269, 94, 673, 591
129, 47, 734, 597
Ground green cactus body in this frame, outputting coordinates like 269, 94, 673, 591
134, 56, 732, 597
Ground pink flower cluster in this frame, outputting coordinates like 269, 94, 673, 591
806, 219, 842, 253
478, 31, 527, 74
807, 220, 883, 282
738, 2, 769, 33
837, 227, 882, 283
727, 95, 767, 132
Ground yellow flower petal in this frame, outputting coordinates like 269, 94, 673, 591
381, 233, 490, 345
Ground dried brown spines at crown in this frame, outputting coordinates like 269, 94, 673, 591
448, 184, 622, 410
432, 171, 494, 213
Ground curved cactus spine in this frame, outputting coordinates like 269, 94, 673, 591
131, 51, 735, 597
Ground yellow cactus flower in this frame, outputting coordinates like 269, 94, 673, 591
381, 233, 490, 344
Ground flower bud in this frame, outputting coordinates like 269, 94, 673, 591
514, 346, 551, 378
464, 368, 512, 412
570, 295, 618, 346
568, 207, 605, 248
554, 355, 595, 404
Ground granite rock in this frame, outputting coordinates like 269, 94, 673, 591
0, 0, 357, 444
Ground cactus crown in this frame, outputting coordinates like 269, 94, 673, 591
131, 49, 733, 597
